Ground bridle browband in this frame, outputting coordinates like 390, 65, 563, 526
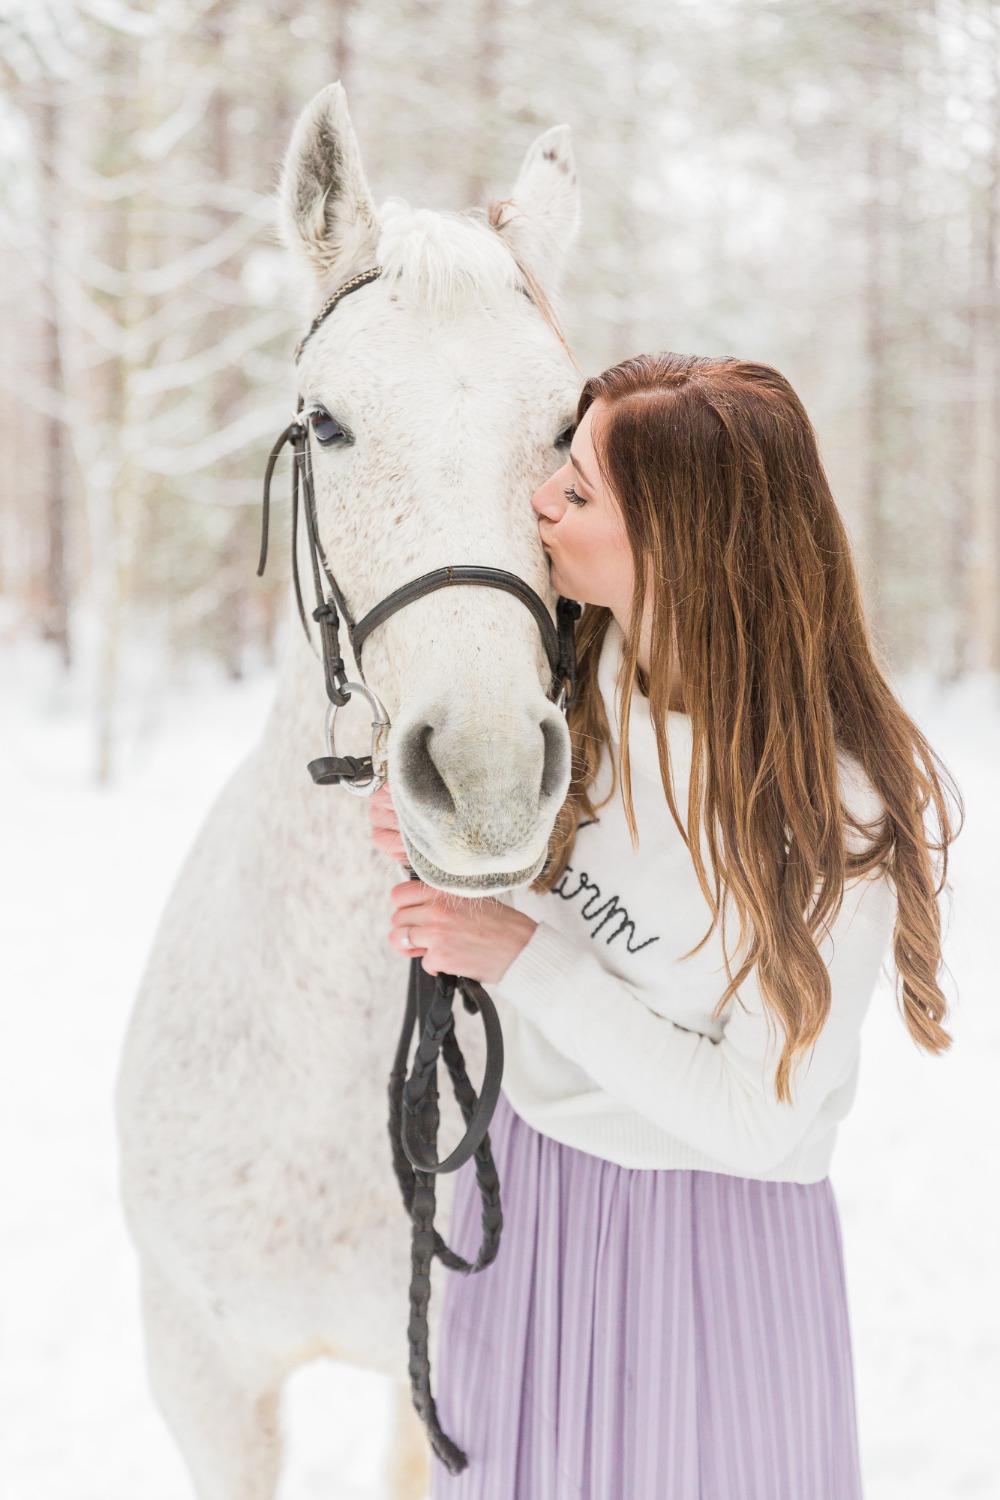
257, 265, 582, 1477
295, 264, 384, 361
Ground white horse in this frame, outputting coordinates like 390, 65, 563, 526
115, 82, 582, 1500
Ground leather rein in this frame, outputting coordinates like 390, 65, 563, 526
257, 265, 581, 1476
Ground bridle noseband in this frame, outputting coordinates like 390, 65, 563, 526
257, 266, 582, 1477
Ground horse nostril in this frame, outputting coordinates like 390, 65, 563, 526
398, 721, 455, 815
539, 713, 568, 801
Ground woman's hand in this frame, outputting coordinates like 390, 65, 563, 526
368, 779, 410, 866
388, 879, 538, 983
370, 778, 539, 980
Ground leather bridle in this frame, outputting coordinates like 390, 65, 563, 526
258, 264, 581, 794
257, 265, 582, 1476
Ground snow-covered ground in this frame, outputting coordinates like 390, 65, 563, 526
2, 631, 997, 1500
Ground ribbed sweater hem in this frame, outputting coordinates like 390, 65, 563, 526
497, 1077, 834, 1183
491, 922, 836, 1184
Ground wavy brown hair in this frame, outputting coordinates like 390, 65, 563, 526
534, 352, 962, 1104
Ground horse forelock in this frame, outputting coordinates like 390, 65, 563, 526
375, 198, 526, 318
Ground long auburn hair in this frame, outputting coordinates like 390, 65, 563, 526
533, 352, 962, 1104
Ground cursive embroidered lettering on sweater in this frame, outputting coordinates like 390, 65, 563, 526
486, 614, 896, 1183
549, 860, 661, 955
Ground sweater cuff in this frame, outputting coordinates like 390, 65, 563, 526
492, 920, 581, 1018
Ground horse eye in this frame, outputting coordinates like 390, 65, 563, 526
308, 407, 352, 446
555, 423, 576, 449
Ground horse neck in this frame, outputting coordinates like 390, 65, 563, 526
241, 620, 389, 987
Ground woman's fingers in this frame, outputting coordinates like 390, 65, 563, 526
372, 827, 408, 862
388, 877, 433, 955
368, 778, 410, 865
369, 785, 397, 829
390, 878, 446, 912
388, 924, 426, 954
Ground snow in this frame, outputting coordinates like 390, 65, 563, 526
1, 632, 997, 1499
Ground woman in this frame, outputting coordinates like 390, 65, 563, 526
369, 352, 961, 1498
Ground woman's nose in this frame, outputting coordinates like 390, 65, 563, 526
531, 466, 566, 520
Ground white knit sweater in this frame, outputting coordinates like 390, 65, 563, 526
487, 616, 897, 1183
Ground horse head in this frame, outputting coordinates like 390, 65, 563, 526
279, 82, 583, 893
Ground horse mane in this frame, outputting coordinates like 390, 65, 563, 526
376, 197, 523, 313
375, 195, 576, 364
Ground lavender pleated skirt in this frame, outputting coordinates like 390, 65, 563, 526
430, 1087, 863, 1499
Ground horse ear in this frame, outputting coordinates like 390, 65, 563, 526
492, 125, 581, 301
279, 82, 381, 290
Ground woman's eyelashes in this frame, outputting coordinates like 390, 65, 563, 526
563, 485, 587, 507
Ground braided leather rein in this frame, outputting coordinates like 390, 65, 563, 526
258, 267, 581, 1474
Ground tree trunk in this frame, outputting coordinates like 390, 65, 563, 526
861, 124, 892, 653
38, 85, 71, 669
465, 0, 501, 207
330, 0, 358, 89
986, 8, 1000, 680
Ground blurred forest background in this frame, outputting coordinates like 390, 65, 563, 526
1, 0, 998, 780
3, 8, 999, 1495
